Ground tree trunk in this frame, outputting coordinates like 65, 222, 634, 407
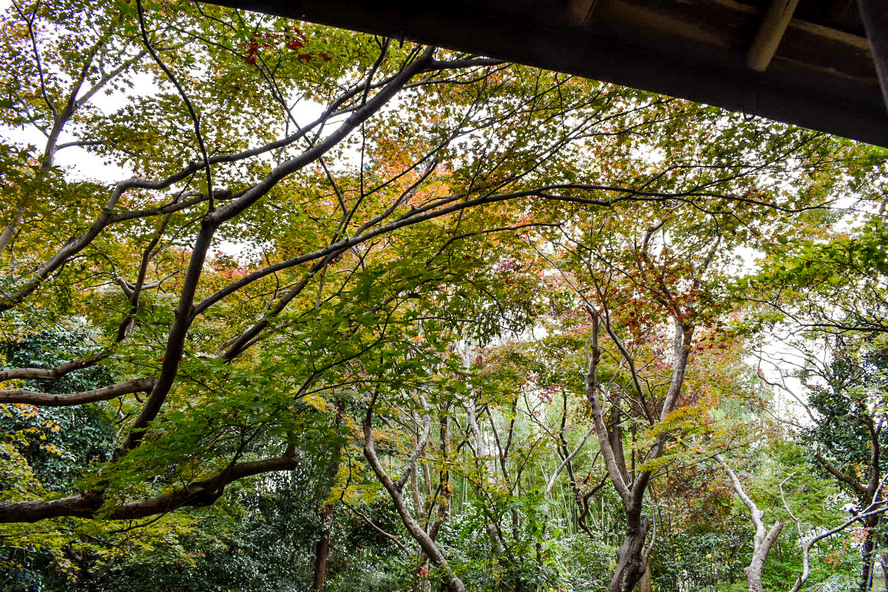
862, 522, 876, 592
609, 510, 649, 592
312, 505, 334, 590
464, 400, 506, 555
881, 553, 887, 592
363, 416, 466, 592
585, 314, 693, 592
744, 521, 784, 592
746, 550, 768, 592
311, 412, 343, 592
636, 563, 653, 592
609, 401, 630, 484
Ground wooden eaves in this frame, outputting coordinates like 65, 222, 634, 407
205, 0, 888, 148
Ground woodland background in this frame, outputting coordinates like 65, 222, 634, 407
0, 1, 887, 591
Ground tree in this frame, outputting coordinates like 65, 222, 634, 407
1, 7, 882, 592
531, 202, 751, 591
783, 334, 888, 592
0, 0, 557, 523
744, 204, 888, 591
715, 454, 783, 592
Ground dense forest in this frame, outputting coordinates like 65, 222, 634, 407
1, 1, 887, 591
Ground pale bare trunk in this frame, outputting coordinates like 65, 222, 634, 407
715, 454, 783, 592
637, 563, 653, 592
363, 412, 466, 592
465, 399, 506, 554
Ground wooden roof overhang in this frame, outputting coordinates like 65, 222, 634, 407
206, 0, 888, 148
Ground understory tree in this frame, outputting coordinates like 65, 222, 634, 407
745, 208, 888, 591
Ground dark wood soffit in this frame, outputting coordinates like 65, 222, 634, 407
205, 0, 888, 148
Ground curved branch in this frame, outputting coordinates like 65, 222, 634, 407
813, 451, 869, 497
715, 454, 764, 532
394, 394, 432, 492
207, 47, 437, 226
137, 0, 214, 210
787, 499, 888, 592
0, 353, 107, 382
545, 424, 595, 498
596, 307, 653, 422
119, 46, 439, 453
0, 70, 371, 311
363, 408, 466, 592
716, 453, 783, 591
341, 500, 412, 555
12, 0, 56, 119
195, 179, 797, 324
0, 448, 298, 523
0, 378, 155, 406
633, 319, 693, 505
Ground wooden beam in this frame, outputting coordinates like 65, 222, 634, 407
746, 0, 801, 71
857, 0, 888, 115
203, 0, 888, 146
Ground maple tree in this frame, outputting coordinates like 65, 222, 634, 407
1, 0, 887, 591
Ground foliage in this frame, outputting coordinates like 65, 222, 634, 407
1, 327, 116, 489
0, 0, 886, 590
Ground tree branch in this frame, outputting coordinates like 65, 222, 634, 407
0, 378, 154, 406
341, 500, 412, 555
584, 309, 632, 504
362, 404, 466, 592
0, 353, 107, 382
0, 448, 298, 523
545, 424, 595, 498
813, 451, 869, 497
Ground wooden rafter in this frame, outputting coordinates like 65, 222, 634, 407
746, 0, 801, 71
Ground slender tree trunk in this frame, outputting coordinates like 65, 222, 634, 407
312, 537, 329, 587
465, 399, 506, 555
363, 413, 466, 592
862, 519, 877, 592
881, 553, 887, 592
609, 401, 629, 483
312, 505, 333, 590
311, 413, 343, 591
715, 454, 782, 592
